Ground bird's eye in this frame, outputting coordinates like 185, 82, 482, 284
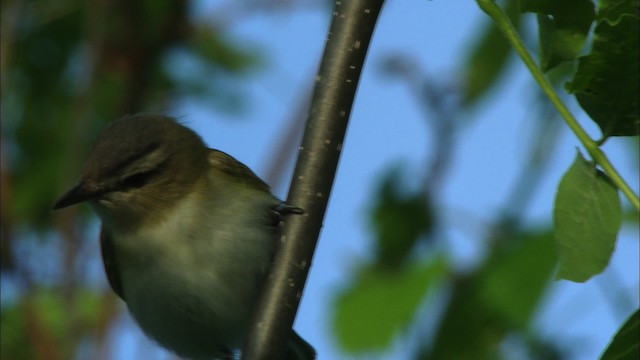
121, 170, 154, 189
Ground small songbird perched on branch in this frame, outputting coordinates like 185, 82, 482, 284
53, 114, 315, 360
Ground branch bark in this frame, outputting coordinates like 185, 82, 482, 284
241, 0, 385, 358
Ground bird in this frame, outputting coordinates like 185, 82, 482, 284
53, 114, 315, 360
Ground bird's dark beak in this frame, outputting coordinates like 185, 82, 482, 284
52, 183, 94, 209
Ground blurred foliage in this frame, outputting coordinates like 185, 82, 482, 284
371, 170, 434, 268
461, 0, 521, 106
333, 256, 447, 352
425, 231, 558, 360
334, 165, 439, 352
476, 231, 558, 329
190, 28, 260, 72
2, 0, 257, 230
1, 288, 113, 360
1, 0, 263, 358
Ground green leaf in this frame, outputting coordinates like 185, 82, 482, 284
461, 0, 520, 105
427, 231, 558, 360
371, 171, 434, 268
521, 0, 595, 72
600, 309, 640, 360
333, 256, 448, 352
553, 152, 622, 282
189, 31, 259, 73
478, 232, 557, 328
566, 1, 640, 137
597, 0, 637, 25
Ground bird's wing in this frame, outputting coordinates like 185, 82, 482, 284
208, 149, 271, 193
100, 227, 124, 299
208, 149, 305, 226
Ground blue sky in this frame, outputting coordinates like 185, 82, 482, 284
13, 1, 634, 359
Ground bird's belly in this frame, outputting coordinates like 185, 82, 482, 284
122, 263, 250, 358
116, 233, 272, 359
110, 191, 277, 359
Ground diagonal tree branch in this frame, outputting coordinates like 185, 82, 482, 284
241, 0, 385, 358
